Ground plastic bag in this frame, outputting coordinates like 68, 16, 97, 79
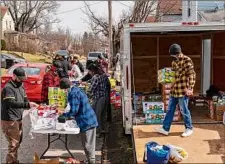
63, 120, 80, 133
29, 108, 57, 139
143, 141, 170, 164
29, 108, 39, 139
65, 103, 71, 113
166, 144, 188, 163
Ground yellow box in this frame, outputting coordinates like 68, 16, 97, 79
49, 99, 66, 108
48, 87, 67, 100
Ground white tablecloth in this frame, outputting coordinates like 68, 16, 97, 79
31, 128, 80, 135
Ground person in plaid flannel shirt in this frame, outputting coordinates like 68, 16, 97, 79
156, 44, 196, 137
41, 61, 61, 104
59, 78, 98, 164
87, 63, 110, 137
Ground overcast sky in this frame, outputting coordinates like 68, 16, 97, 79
53, 1, 133, 34
52, 1, 224, 35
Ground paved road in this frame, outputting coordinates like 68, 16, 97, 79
1, 110, 102, 163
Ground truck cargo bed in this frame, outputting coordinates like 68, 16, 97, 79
132, 124, 225, 163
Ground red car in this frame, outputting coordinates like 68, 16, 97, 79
1, 63, 49, 102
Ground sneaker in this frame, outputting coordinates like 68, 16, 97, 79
155, 127, 169, 136
181, 129, 193, 137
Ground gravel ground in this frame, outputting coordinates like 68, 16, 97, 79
106, 109, 134, 164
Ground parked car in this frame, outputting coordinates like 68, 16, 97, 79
6, 54, 26, 63
56, 50, 70, 57
86, 52, 105, 68
1, 54, 15, 69
1, 53, 26, 69
1, 63, 49, 102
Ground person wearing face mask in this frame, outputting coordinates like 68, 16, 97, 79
41, 61, 62, 104
1, 67, 39, 164
155, 44, 196, 137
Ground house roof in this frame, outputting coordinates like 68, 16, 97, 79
198, 9, 225, 22
0, 6, 8, 19
146, 16, 156, 23
158, 0, 182, 15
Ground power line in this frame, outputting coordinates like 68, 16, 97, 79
55, 1, 104, 15
116, 1, 133, 8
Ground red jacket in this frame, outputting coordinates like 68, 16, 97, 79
41, 71, 59, 103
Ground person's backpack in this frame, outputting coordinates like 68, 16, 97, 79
143, 141, 170, 164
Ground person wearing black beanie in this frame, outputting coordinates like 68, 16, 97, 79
155, 43, 196, 138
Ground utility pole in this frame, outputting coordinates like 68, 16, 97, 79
108, 0, 113, 68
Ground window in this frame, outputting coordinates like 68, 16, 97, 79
88, 53, 101, 58
5, 21, 8, 29
8, 67, 41, 76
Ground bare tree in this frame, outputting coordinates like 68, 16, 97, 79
82, 0, 180, 57
3, 0, 60, 33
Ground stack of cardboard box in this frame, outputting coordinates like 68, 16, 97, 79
142, 101, 166, 124
161, 84, 182, 122
48, 87, 67, 112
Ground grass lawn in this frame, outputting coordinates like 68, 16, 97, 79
1, 68, 7, 75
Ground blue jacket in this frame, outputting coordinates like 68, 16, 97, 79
65, 86, 98, 132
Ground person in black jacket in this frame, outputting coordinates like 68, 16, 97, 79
53, 54, 72, 79
80, 60, 103, 82
1, 67, 38, 164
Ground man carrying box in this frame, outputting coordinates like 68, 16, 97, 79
155, 44, 196, 137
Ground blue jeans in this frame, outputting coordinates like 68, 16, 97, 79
163, 96, 193, 132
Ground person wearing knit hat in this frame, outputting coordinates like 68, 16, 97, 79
59, 78, 98, 164
155, 43, 196, 137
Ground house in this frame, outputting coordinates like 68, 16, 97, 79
0, 6, 15, 39
146, 0, 225, 23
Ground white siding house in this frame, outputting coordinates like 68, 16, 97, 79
1, 6, 15, 39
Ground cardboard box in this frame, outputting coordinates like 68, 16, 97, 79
173, 114, 182, 122
34, 153, 59, 164
109, 78, 116, 89
115, 93, 121, 109
161, 83, 173, 91
207, 100, 215, 119
110, 90, 116, 104
158, 68, 175, 84
162, 90, 171, 95
49, 99, 66, 108
142, 102, 164, 114
48, 87, 67, 100
163, 95, 170, 101
215, 105, 225, 121
145, 113, 166, 124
